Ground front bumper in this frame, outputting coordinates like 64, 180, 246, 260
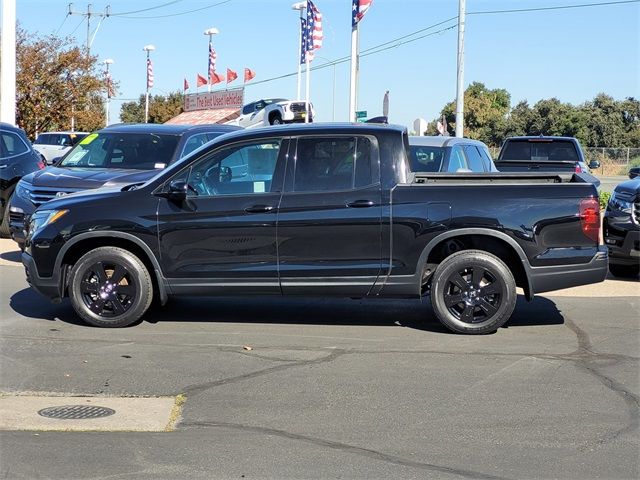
605, 229, 640, 266
529, 246, 608, 294
22, 251, 61, 301
8, 194, 35, 247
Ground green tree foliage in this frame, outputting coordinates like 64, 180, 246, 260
120, 92, 184, 124
16, 27, 109, 139
430, 84, 640, 148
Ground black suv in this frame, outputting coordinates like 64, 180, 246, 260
603, 175, 640, 278
10, 123, 239, 249
1, 123, 46, 238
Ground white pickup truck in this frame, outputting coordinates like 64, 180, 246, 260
229, 98, 314, 128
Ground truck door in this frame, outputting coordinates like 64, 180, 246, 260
277, 135, 382, 296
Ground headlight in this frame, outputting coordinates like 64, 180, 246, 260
609, 192, 633, 212
15, 181, 32, 201
28, 209, 69, 236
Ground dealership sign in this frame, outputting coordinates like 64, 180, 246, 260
184, 88, 244, 112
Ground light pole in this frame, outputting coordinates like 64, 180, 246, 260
455, 0, 466, 137
204, 27, 219, 93
316, 56, 336, 122
143, 44, 155, 123
102, 58, 114, 126
291, 2, 306, 101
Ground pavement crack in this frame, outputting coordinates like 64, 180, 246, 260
181, 348, 346, 397
181, 420, 511, 480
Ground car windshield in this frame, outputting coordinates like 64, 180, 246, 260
264, 98, 287, 105
59, 132, 180, 169
409, 145, 445, 172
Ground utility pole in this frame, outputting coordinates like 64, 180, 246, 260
67, 3, 111, 57
1, 0, 17, 125
455, 0, 466, 137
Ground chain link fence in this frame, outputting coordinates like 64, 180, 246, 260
488, 146, 640, 176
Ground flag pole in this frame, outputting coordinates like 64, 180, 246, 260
297, 8, 304, 101
305, 56, 311, 123
455, 0, 465, 137
348, 23, 358, 122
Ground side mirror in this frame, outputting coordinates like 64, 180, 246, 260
588, 159, 600, 170
49, 156, 62, 166
167, 180, 188, 202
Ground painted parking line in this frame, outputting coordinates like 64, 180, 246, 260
0, 394, 182, 432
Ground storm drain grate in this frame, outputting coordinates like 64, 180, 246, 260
38, 405, 116, 420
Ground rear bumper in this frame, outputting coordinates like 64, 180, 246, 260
529, 246, 608, 294
22, 251, 61, 301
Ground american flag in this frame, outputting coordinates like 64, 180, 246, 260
208, 42, 217, 83
146, 58, 154, 89
299, 18, 308, 65
303, 0, 323, 63
352, 0, 373, 27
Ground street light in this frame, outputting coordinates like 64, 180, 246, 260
143, 44, 155, 123
102, 58, 114, 126
316, 56, 336, 122
291, 2, 306, 101
204, 27, 219, 93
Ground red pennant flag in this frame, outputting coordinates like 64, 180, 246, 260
211, 71, 225, 84
183, 78, 189, 91
244, 68, 256, 83
196, 73, 207, 88
226, 68, 238, 84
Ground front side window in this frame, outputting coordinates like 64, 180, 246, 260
293, 137, 375, 192
0, 131, 29, 158
183, 139, 282, 197
59, 133, 179, 169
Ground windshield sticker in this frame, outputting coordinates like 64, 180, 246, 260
154, 163, 166, 169
79, 133, 98, 145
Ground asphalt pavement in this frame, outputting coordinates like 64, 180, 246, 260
0, 239, 638, 479
597, 175, 629, 194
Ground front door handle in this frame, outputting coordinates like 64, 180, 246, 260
346, 200, 375, 208
244, 205, 274, 214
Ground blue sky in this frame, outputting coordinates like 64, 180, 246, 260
16, 0, 640, 129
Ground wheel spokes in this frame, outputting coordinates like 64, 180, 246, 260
460, 305, 475, 323
116, 284, 135, 297
89, 298, 105, 314
444, 292, 465, 307
449, 272, 469, 291
92, 262, 108, 284
80, 280, 99, 295
110, 265, 127, 284
471, 267, 485, 288
480, 283, 501, 296
110, 296, 126, 315
478, 298, 498, 317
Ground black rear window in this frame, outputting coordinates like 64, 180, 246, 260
409, 146, 445, 172
59, 132, 179, 169
501, 140, 578, 161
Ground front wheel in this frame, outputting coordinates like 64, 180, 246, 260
68, 246, 153, 327
430, 250, 517, 334
270, 114, 283, 125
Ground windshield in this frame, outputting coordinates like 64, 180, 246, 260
409, 145, 445, 172
59, 132, 180, 169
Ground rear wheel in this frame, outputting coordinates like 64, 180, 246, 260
0, 193, 13, 238
609, 263, 640, 279
270, 113, 283, 125
430, 250, 517, 334
68, 246, 153, 327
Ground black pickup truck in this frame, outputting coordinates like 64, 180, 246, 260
22, 124, 607, 334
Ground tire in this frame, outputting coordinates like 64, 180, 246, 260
430, 250, 517, 334
609, 262, 640, 279
0, 193, 13, 238
270, 114, 283, 125
68, 246, 153, 327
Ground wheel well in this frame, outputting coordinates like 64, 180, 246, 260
60, 237, 160, 299
269, 111, 281, 121
425, 234, 530, 296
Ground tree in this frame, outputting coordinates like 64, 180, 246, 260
16, 27, 109, 139
120, 92, 184, 124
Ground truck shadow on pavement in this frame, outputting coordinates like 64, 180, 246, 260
10, 288, 565, 333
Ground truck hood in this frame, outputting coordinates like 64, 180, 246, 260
614, 177, 640, 196
21, 166, 159, 190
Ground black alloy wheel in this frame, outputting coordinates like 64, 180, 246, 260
430, 250, 517, 334
69, 247, 153, 327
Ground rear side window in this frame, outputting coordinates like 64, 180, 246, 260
293, 136, 376, 192
501, 140, 579, 161
447, 146, 467, 172
464, 146, 486, 172
182, 133, 211, 158
34, 134, 59, 145
409, 146, 445, 172
0, 131, 29, 158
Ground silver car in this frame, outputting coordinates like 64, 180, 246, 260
32, 131, 88, 164
408, 136, 498, 173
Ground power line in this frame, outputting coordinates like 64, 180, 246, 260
110, 0, 184, 16
54, 13, 70, 35
114, 0, 233, 19
468, 0, 639, 15
68, 17, 85, 36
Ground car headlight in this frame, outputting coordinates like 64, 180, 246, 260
15, 181, 32, 201
609, 192, 633, 212
28, 209, 69, 236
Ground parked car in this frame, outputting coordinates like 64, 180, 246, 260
228, 98, 314, 128
0, 123, 46, 238
33, 131, 89, 164
495, 136, 600, 176
9, 123, 240, 250
603, 176, 640, 278
408, 136, 498, 173
22, 123, 607, 334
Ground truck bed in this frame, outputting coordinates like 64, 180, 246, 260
410, 171, 597, 185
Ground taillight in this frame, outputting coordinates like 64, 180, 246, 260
575, 164, 582, 173
37, 160, 46, 170
580, 198, 600, 243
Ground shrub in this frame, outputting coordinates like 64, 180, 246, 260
599, 191, 611, 210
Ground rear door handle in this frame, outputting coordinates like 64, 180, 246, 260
346, 200, 375, 208
244, 205, 274, 213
